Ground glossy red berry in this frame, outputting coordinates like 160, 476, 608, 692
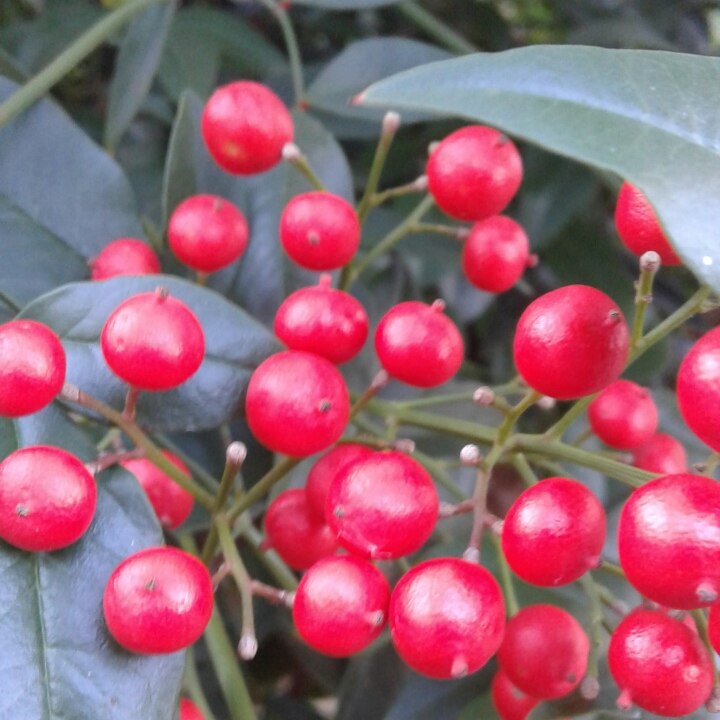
121, 452, 194, 530
326, 451, 438, 560
168, 195, 249, 274
101, 288, 205, 391
631, 433, 687, 475
305, 443, 373, 521
103, 546, 213, 654
513, 285, 629, 400
180, 698, 205, 720
502, 477, 606, 587
375, 300, 463, 388
274, 275, 369, 364
389, 557, 505, 679
0, 445, 97, 552
708, 605, 720, 654
279, 192, 360, 271
90, 238, 161, 280
201, 81, 293, 175
0, 320, 66, 417
618, 473, 720, 609
245, 350, 349, 457
462, 216, 531, 293
498, 604, 589, 699
608, 609, 713, 717
491, 668, 541, 720
588, 380, 658, 449
677, 326, 720, 453
615, 182, 682, 266
263, 489, 338, 570
426, 126, 523, 222
293, 554, 390, 657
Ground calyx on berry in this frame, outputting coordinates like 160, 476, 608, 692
631, 433, 687, 475
89, 238, 161, 280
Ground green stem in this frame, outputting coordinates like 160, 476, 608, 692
397, 0, 478, 54
153, 434, 221, 493
489, 533, 519, 616
496, 389, 542, 444
599, 560, 626, 580
578, 572, 603, 694
285, 147, 324, 190
0, 0, 166, 131
544, 395, 595, 440
237, 518, 298, 592
630, 260, 658, 351
511, 453, 539, 486
466, 444, 503, 560
691, 610, 719, 686
184, 650, 219, 720
571, 427, 594, 447
408, 222, 466, 239
370, 177, 427, 207
412, 448, 466, 501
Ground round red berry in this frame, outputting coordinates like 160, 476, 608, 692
462, 216, 531, 293
0, 445, 96, 552
618, 473, 720, 609
501, 477, 606, 587
90, 238, 161, 281
201, 81, 293, 175
293, 554, 390, 657
491, 668, 540, 720
168, 195, 249, 274
326, 450, 438, 560
498, 604, 589, 699
631, 433, 687, 475
264, 488, 338, 571
677, 326, 720, 453
103, 546, 213, 654
608, 609, 713, 717
279, 192, 360, 271
708, 605, 720, 655
305, 443, 373, 521
0, 320, 66, 417
389, 557, 505, 679
375, 300, 463, 388
274, 275, 368, 364
513, 285, 629, 400
426, 126, 523, 222
121, 452, 194, 530
101, 288, 205, 391
615, 182, 682, 266
588, 380, 658, 449
245, 350, 349, 457
180, 698, 205, 720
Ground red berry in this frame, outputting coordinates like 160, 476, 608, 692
375, 300, 463, 388
618, 473, 720, 609
513, 285, 629, 400
0, 445, 96, 552
501, 477, 606, 587
426, 126, 523, 222
608, 609, 713, 717
588, 380, 658, 449
293, 554, 390, 657
201, 81, 293, 175
498, 604, 589, 699
274, 275, 369, 364
101, 288, 205, 391
615, 182, 682, 266
263, 489, 338, 571
121, 452, 194, 530
305, 443, 373, 521
325, 451, 438, 560
462, 216, 531, 293
103, 546, 213, 654
491, 668, 541, 720
180, 698, 205, 720
631, 433, 687, 475
677, 326, 720, 453
0, 320, 66, 417
245, 350, 349, 457
90, 238, 161, 280
168, 195, 249, 274
279, 192, 360, 271
389, 557, 505, 679
708, 605, 720, 654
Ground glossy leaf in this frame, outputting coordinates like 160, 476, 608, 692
0, 403, 183, 719
359, 46, 720, 291
18, 276, 281, 432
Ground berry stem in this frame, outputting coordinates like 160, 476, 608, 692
544, 395, 596, 440
282, 143, 325, 190
237, 517, 298, 592
595, 583, 629, 617
396, 0, 479, 54
690, 609, 719, 688
571, 427, 594, 447
121, 385, 140, 422
407, 222, 470, 240
153, 433, 221, 493
250, 579, 295, 607
510, 453, 539, 486
599, 560, 627, 580
630, 252, 660, 350
578, 572, 604, 696
489, 532, 519, 616
411, 448, 467, 501
370, 175, 428, 207
496, 389, 542, 444
85, 447, 144, 476
465, 443, 504, 563
349, 370, 391, 420
183, 650, 220, 720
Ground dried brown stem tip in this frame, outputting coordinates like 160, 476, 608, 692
239, 633, 258, 660
413, 174, 429, 192
536, 396, 556, 410
473, 386, 495, 406
460, 444, 482, 466
382, 111, 401, 135
226, 441, 248, 467
580, 675, 600, 700
281, 142, 302, 164
639, 250, 661, 274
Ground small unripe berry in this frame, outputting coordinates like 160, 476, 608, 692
491, 668, 540, 720
513, 285, 629, 400
90, 238, 161, 280
201, 81, 293, 175
0, 320, 66, 417
426, 126, 523, 221
180, 698, 205, 720
631, 433, 687, 475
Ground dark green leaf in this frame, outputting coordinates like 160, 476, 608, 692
0, 403, 183, 719
18, 275, 281, 432
359, 47, 720, 292
104, 0, 177, 151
